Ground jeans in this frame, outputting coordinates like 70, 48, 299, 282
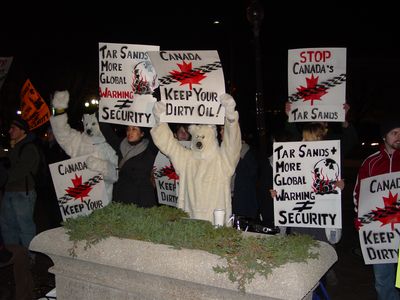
373, 263, 400, 300
0, 191, 36, 248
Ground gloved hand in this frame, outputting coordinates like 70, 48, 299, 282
51, 90, 70, 110
153, 101, 166, 124
86, 156, 105, 173
220, 93, 236, 121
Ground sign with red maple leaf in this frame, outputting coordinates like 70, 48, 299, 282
153, 141, 191, 207
273, 140, 342, 229
98, 42, 160, 127
358, 172, 400, 264
49, 155, 109, 221
287, 47, 347, 123
148, 50, 225, 125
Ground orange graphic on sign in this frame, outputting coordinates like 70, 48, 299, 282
20, 79, 50, 130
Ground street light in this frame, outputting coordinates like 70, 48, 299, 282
247, 0, 275, 229
247, 0, 267, 152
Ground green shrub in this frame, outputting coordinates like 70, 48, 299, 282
64, 203, 319, 292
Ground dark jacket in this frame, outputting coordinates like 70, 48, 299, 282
5, 134, 39, 192
113, 147, 157, 207
0, 159, 8, 189
100, 122, 158, 207
232, 144, 259, 219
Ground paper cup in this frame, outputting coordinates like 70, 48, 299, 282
213, 208, 225, 227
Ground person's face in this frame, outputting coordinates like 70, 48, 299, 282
9, 125, 25, 141
126, 126, 143, 143
175, 126, 190, 141
384, 127, 400, 152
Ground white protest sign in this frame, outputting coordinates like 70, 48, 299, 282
273, 140, 342, 228
154, 141, 191, 207
98, 42, 159, 127
148, 50, 225, 125
288, 47, 346, 122
49, 155, 109, 221
357, 172, 400, 264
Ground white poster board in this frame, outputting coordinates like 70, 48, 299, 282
148, 50, 225, 125
98, 42, 159, 127
273, 140, 342, 228
288, 47, 346, 122
358, 172, 400, 264
49, 155, 109, 221
154, 141, 190, 207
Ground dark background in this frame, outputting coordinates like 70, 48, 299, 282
1, 1, 399, 152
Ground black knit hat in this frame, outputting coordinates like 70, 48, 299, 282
380, 119, 400, 138
11, 115, 30, 133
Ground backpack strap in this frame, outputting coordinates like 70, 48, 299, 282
18, 142, 35, 195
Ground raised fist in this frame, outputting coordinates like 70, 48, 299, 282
220, 93, 236, 121
152, 101, 166, 124
51, 90, 70, 110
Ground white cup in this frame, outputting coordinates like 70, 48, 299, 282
213, 208, 225, 227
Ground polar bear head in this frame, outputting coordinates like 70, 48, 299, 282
188, 124, 219, 159
82, 114, 103, 138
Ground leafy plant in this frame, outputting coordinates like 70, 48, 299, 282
63, 203, 319, 292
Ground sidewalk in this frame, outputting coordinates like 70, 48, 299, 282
326, 163, 377, 299
0, 251, 54, 300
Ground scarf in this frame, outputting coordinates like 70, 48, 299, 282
118, 137, 149, 169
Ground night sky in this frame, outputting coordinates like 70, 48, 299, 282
1, 1, 399, 144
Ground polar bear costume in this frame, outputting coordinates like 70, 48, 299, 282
151, 94, 241, 225
50, 90, 118, 202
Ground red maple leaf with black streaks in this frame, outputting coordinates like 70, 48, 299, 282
372, 191, 400, 230
296, 74, 327, 105
65, 174, 92, 202
155, 164, 179, 182
169, 61, 206, 90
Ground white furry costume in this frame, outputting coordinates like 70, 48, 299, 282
151, 94, 241, 224
50, 91, 118, 202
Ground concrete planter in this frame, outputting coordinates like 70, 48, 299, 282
30, 227, 337, 300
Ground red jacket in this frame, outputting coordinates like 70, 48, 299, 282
353, 144, 400, 228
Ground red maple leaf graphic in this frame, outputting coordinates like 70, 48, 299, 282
169, 61, 206, 90
65, 174, 92, 202
296, 74, 327, 105
371, 191, 400, 230
162, 165, 179, 181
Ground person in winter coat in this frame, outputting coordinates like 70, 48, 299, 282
100, 123, 158, 207
0, 115, 39, 248
353, 119, 400, 300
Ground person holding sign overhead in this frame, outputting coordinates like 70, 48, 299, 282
285, 101, 358, 159
171, 123, 191, 141
150, 93, 241, 225
353, 119, 400, 300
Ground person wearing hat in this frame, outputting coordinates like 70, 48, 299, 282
0, 115, 39, 248
353, 119, 400, 300
0, 115, 37, 299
